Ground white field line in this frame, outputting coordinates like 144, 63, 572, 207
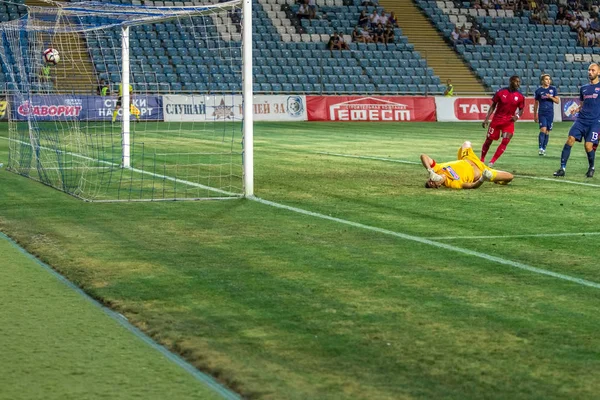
42, 166, 114, 170
317, 152, 600, 188
316, 152, 420, 164
514, 174, 600, 188
0, 136, 238, 197
4, 137, 600, 289
430, 232, 600, 240
251, 197, 600, 290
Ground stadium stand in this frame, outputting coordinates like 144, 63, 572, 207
0, 0, 28, 90
1, 0, 446, 95
416, 0, 593, 95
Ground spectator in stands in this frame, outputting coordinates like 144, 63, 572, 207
297, 2, 309, 19
459, 26, 473, 44
569, 14, 580, 31
585, 26, 596, 46
378, 10, 388, 26
338, 33, 350, 50
388, 11, 398, 28
369, 9, 380, 28
352, 26, 366, 43
474, 0, 482, 8
556, 6, 568, 24
384, 26, 395, 44
328, 32, 348, 50
373, 23, 385, 43
358, 10, 369, 27
361, 0, 379, 6
451, 27, 461, 44
580, 13, 591, 30
481, 0, 491, 9
97, 80, 110, 96
591, 16, 600, 43
538, 4, 550, 24
530, 6, 541, 23
469, 26, 481, 44
578, 25, 589, 46
307, 0, 317, 20
360, 25, 374, 42
528, 0, 538, 11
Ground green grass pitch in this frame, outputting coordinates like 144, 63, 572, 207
1, 121, 600, 400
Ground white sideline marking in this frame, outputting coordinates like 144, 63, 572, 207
319, 152, 600, 188
316, 152, 420, 165
515, 174, 600, 188
430, 232, 600, 240
251, 196, 600, 290
4, 137, 600, 289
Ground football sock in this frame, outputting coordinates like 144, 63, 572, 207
112, 108, 118, 122
490, 136, 511, 164
481, 139, 493, 162
543, 133, 550, 150
560, 144, 572, 169
538, 132, 545, 149
587, 149, 595, 168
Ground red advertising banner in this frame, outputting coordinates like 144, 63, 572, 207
306, 96, 436, 122
451, 97, 536, 121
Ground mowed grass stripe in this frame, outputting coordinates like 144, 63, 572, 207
0, 232, 237, 400
252, 197, 600, 290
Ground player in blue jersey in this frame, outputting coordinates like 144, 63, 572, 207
534, 74, 559, 156
554, 63, 600, 178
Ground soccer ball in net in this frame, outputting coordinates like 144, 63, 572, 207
43, 48, 60, 65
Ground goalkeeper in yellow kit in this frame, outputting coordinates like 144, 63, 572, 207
422, 141, 514, 189
112, 83, 140, 123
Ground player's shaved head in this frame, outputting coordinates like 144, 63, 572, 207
588, 63, 600, 83
509, 75, 521, 91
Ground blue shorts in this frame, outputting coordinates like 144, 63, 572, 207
569, 120, 600, 144
538, 114, 553, 131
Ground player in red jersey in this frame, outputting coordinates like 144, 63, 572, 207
480, 76, 525, 167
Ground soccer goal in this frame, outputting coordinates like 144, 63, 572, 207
0, 0, 253, 201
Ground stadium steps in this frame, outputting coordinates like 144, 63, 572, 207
26, 0, 96, 94
379, 0, 487, 95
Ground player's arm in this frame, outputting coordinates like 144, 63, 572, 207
533, 100, 539, 123
420, 154, 445, 183
461, 178, 485, 189
511, 97, 526, 122
511, 107, 524, 122
420, 154, 435, 170
461, 169, 492, 189
482, 101, 497, 129
549, 94, 560, 104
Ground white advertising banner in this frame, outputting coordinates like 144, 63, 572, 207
163, 94, 307, 122
251, 95, 307, 121
435, 96, 562, 122
163, 94, 242, 122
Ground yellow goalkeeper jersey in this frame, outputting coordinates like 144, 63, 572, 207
432, 146, 495, 189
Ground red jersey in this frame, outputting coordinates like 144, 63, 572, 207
491, 88, 525, 123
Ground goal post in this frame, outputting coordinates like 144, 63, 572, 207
0, 0, 253, 201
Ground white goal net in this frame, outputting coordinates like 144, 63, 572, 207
0, 0, 253, 201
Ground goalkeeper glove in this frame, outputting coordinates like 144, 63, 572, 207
482, 169, 493, 181
428, 168, 444, 183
